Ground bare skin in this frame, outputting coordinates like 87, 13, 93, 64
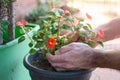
96, 18, 120, 42
46, 18, 120, 71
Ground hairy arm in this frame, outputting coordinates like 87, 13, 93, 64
93, 18, 120, 69
96, 18, 120, 42
47, 43, 120, 71
93, 49, 120, 70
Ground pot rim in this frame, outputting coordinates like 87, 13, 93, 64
24, 53, 94, 77
0, 24, 39, 49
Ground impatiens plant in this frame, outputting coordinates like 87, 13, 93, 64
16, 19, 35, 44
17, 8, 104, 55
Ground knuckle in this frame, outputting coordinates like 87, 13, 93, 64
65, 64, 74, 70
50, 57, 56, 62
70, 42, 76, 45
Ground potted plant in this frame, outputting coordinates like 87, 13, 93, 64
0, 0, 39, 80
23, 8, 104, 80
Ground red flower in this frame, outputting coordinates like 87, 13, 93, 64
86, 13, 92, 20
73, 18, 79, 27
96, 29, 104, 39
66, 21, 71, 27
16, 19, 28, 27
47, 37, 56, 48
64, 9, 70, 15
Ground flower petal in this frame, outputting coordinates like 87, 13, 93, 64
86, 13, 92, 20
16, 22, 24, 26
47, 37, 56, 48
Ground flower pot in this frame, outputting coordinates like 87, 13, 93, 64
0, 29, 3, 44
24, 51, 93, 80
0, 24, 39, 80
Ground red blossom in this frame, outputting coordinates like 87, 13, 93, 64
73, 18, 79, 27
86, 13, 92, 20
96, 29, 104, 39
64, 9, 70, 15
66, 21, 71, 27
16, 22, 24, 26
47, 37, 56, 48
16, 19, 28, 27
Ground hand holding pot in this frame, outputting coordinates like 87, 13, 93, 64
46, 42, 100, 71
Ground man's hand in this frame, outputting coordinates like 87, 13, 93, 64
46, 42, 100, 71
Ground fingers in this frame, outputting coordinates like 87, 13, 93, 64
46, 53, 67, 71
56, 68, 66, 71
50, 63, 67, 71
55, 44, 74, 55
46, 53, 66, 63
55, 42, 83, 55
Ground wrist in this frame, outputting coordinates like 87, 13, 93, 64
91, 49, 107, 68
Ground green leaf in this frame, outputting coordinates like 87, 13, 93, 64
29, 42, 33, 47
92, 32, 96, 37
55, 9, 64, 17
66, 15, 73, 21
76, 17, 84, 22
45, 16, 52, 21
32, 35, 37, 41
78, 32, 86, 37
46, 31, 51, 35
87, 40, 94, 47
87, 23, 92, 29
19, 29, 24, 34
61, 25, 72, 30
78, 23, 83, 27
1, 20, 8, 31
18, 36, 25, 43
40, 42, 46, 48
43, 35, 49, 40
34, 42, 41, 48
97, 41, 104, 47
52, 29, 58, 34
83, 26, 90, 31
37, 39, 43, 41
47, 11, 55, 16
29, 48, 36, 55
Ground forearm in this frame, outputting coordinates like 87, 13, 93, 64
96, 18, 120, 42
93, 49, 120, 70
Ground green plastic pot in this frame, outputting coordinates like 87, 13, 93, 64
0, 24, 39, 80
0, 29, 3, 44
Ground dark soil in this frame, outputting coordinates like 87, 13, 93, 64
31, 55, 57, 71
31, 53, 85, 72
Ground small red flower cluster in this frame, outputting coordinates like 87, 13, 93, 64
64, 9, 70, 15
86, 13, 92, 20
96, 29, 104, 39
16, 19, 28, 27
47, 37, 56, 48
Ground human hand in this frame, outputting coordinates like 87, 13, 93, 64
46, 42, 99, 71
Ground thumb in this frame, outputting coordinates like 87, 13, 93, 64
46, 53, 54, 61
46, 53, 65, 63
55, 44, 73, 55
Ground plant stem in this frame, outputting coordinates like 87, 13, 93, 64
36, 0, 41, 7
50, 0, 53, 9
68, 17, 77, 42
57, 17, 61, 40
72, 17, 75, 32
8, 1, 14, 41
21, 26, 35, 45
